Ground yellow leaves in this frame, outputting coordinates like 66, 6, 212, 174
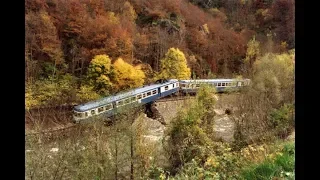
96, 75, 111, 86
95, 67, 102, 73
253, 51, 294, 87
281, 41, 288, 50
202, 24, 210, 34
240, 144, 270, 164
157, 48, 191, 80
205, 156, 220, 168
88, 54, 146, 92
76, 85, 101, 103
87, 54, 113, 92
123, 1, 137, 21
91, 54, 112, 71
244, 36, 260, 64
113, 58, 145, 90
107, 12, 119, 24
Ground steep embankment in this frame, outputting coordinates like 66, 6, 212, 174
138, 93, 240, 144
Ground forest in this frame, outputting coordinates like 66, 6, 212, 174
25, 0, 294, 107
25, 0, 295, 179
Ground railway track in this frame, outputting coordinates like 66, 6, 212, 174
25, 92, 238, 138
25, 124, 78, 137
25, 95, 195, 137
156, 95, 195, 102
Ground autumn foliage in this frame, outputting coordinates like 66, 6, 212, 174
113, 58, 145, 90
87, 55, 145, 93
157, 48, 191, 80
25, 0, 295, 107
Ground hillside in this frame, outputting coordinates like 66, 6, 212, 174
25, 1, 295, 179
25, 0, 294, 108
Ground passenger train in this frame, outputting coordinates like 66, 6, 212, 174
73, 79, 179, 123
73, 78, 250, 123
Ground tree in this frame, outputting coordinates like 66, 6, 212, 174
244, 36, 261, 75
157, 48, 191, 80
112, 58, 145, 91
87, 54, 113, 94
271, 0, 295, 48
165, 85, 216, 173
122, 1, 137, 22
25, 10, 64, 79
232, 50, 295, 144
59, 0, 88, 75
253, 50, 295, 105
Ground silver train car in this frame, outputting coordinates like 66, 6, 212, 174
73, 79, 179, 123
179, 79, 251, 93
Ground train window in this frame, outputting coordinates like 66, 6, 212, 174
98, 107, 104, 113
165, 86, 169, 90
85, 112, 88, 117
181, 84, 186, 88
152, 90, 157, 94
173, 84, 175, 88
137, 94, 142, 99
117, 101, 124, 106
176, 83, 179, 87
196, 84, 200, 88
74, 112, 84, 118
143, 93, 146, 98
217, 83, 221, 87
147, 91, 152, 96
91, 110, 96, 115
105, 104, 112, 111
222, 83, 225, 86
131, 96, 137, 102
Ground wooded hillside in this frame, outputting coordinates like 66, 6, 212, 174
25, 0, 294, 107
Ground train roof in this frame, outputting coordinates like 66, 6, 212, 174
179, 79, 250, 83
74, 79, 178, 112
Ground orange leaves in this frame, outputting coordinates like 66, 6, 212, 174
80, 11, 133, 61
26, 10, 63, 64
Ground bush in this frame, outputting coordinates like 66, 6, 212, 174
25, 74, 101, 109
241, 142, 295, 180
164, 85, 216, 173
269, 103, 294, 138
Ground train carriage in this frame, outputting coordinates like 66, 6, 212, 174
179, 79, 251, 94
73, 79, 179, 123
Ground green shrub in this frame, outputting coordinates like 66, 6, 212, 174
240, 142, 295, 180
269, 103, 294, 138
